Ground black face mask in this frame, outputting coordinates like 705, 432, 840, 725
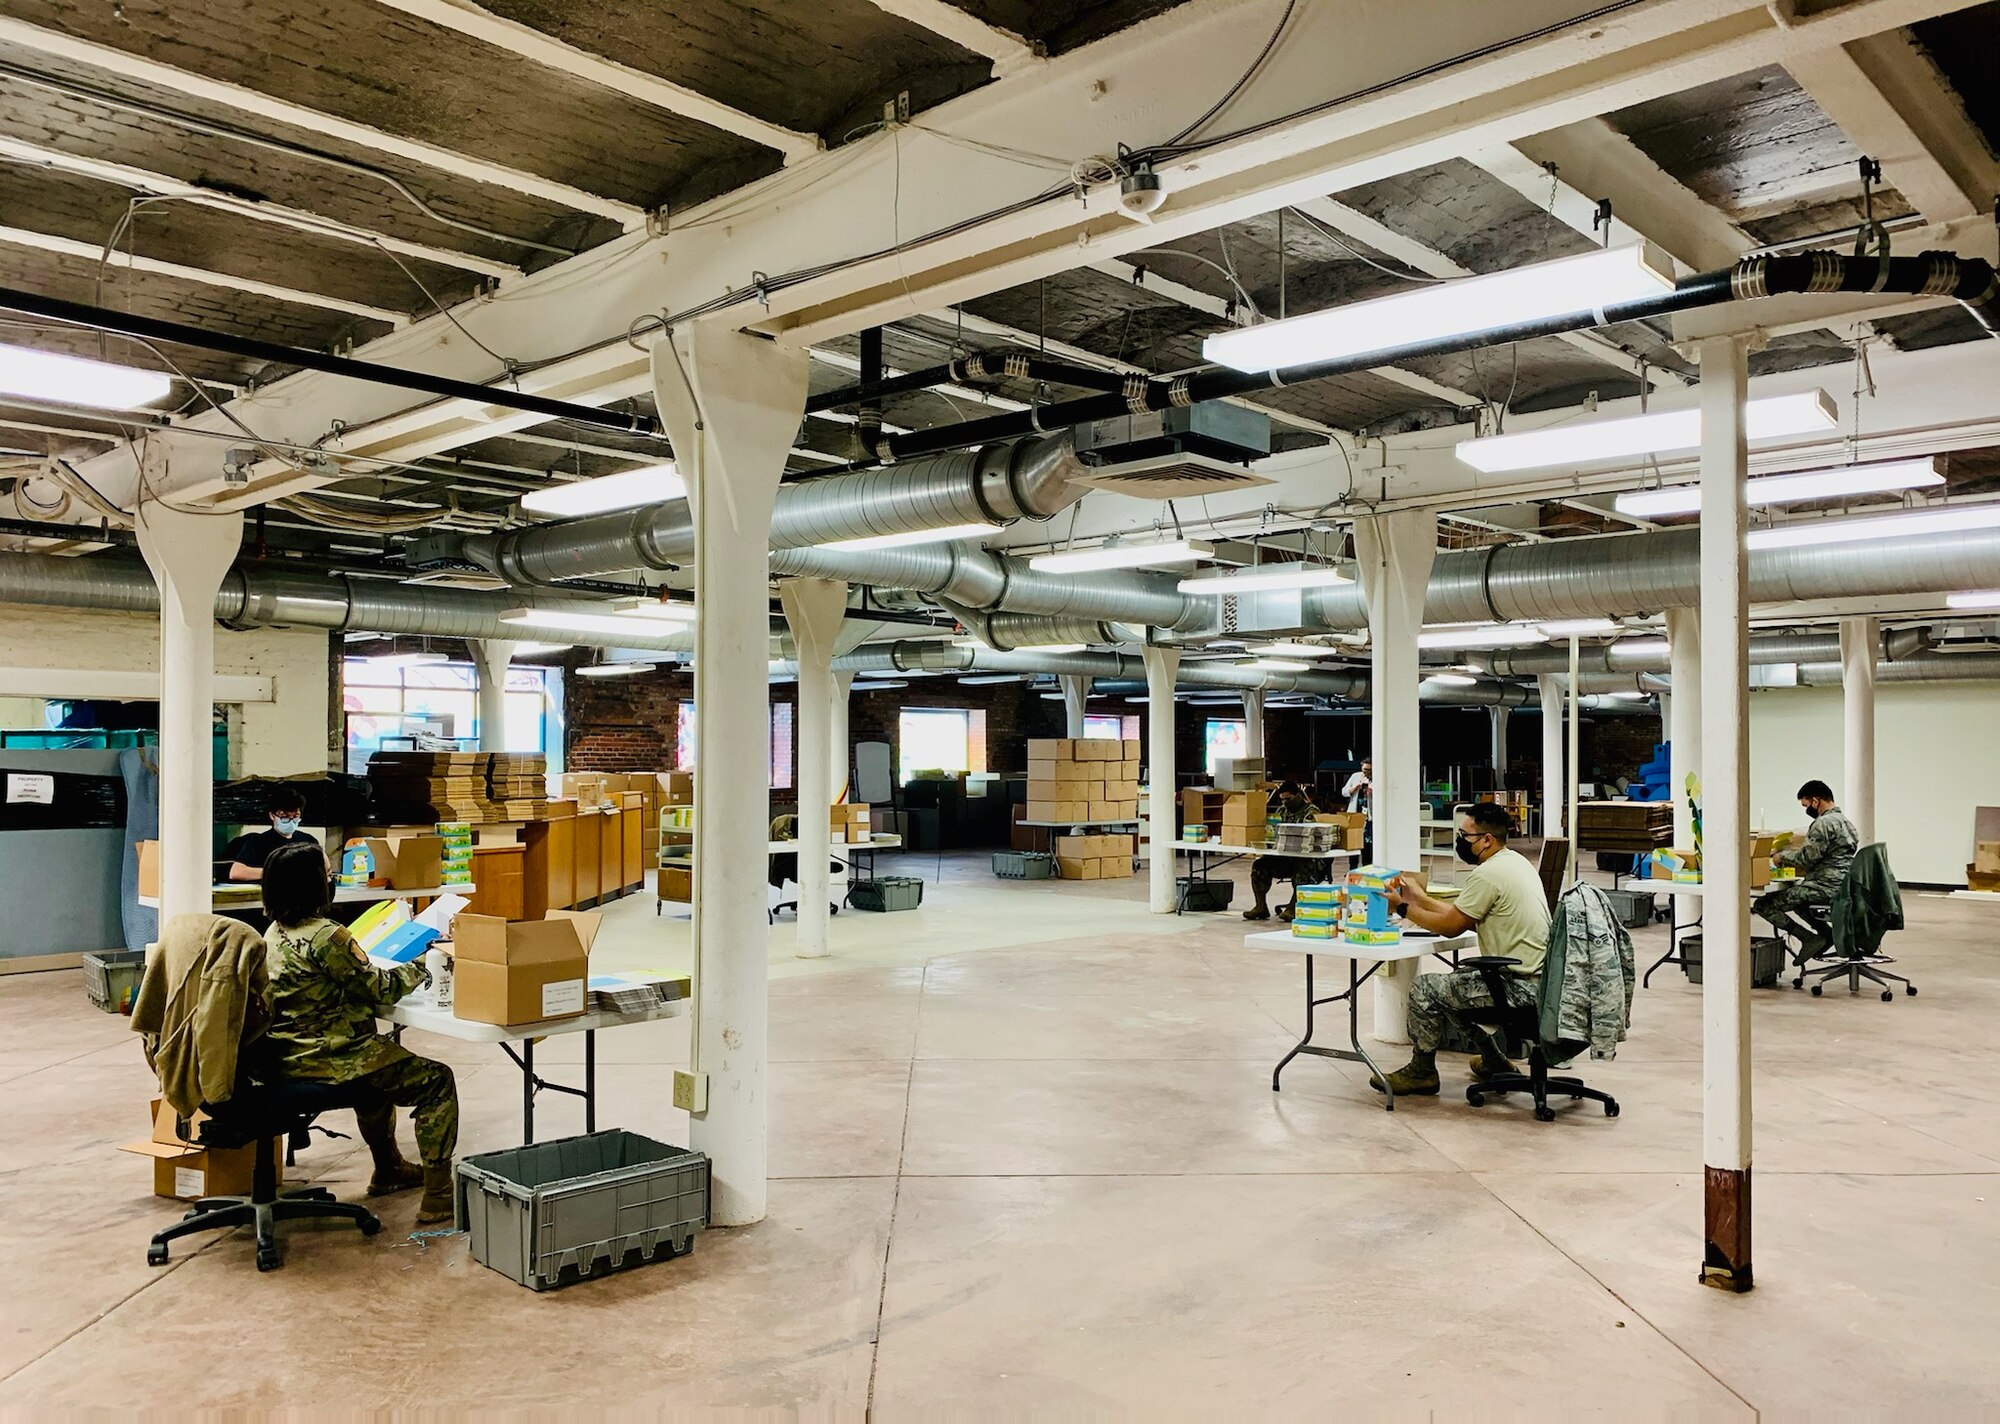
1455, 834, 1482, 866
1804, 805, 1822, 820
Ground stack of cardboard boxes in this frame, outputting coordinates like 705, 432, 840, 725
488, 752, 550, 819
829, 802, 872, 844
1026, 738, 1141, 824
369, 750, 492, 823
1053, 833, 1137, 881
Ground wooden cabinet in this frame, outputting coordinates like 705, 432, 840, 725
572, 809, 603, 905
465, 844, 525, 921
491, 797, 648, 919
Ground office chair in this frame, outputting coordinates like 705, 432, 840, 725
766, 815, 839, 924
147, 1079, 383, 1272
1450, 955, 1620, 1122
1789, 842, 1915, 1001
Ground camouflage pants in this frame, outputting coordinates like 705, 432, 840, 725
351, 1055, 458, 1168
1405, 969, 1539, 1054
1250, 856, 1332, 905
1754, 880, 1831, 932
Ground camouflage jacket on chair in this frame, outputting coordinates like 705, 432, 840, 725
1538, 883, 1636, 1061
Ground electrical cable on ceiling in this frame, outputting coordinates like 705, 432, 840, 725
1159, 0, 1301, 149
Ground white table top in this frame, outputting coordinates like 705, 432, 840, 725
1632, 877, 1800, 898
138, 882, 472, 909
1243, 927, 1477, 961
1174, 842, 1360, 859
385, 992, 686, 1044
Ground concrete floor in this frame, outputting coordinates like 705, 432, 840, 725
1, 855, 1996, 1414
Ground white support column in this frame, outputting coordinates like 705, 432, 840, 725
1841, 616, 1878, 842
1355, 509, 1437, 1042
1697, 334, 1754, 1293
1489, 704, 1510, 784
780, 578, 848, 962
1538, 674, 1565, 842
135, 464, 242, 937
470, 639, 517, 751
652, 326, 809, 1229
1666, 608, 1703, 850
1059, 673, 1091, 738
1241, 689, 1265, 762
1142, 645, 1181, 914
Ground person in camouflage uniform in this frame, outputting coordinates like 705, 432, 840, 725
1754, 779, 1859, 955
1245, 781, 1333, 921
257, 841, 459, 1223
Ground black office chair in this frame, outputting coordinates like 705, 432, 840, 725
1450, 956, 1620, 1122
767, 814, 840, 923
1788, 843, 1915, 1001
146, 1079, 383, 1273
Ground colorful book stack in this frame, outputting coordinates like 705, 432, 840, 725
1340, 865, 1404, 947
435, 822, 474, 886
1289, 882, 1342, 939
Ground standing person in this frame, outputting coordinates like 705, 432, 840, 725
1342, 757, 1374, 861
1370, 802, 1551, 1097
226, 786, 313, 883
1754, 779, 1859, 954
256, 840, 460, 1223
1243, 781, 1328, 922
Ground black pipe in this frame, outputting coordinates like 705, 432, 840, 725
0, 286, 664, 439
0, 515, 136, 546
805, 349, 1143, 413
858, 326, 885, 459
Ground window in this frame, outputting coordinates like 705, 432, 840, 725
898, 707, 986, 782
342, 658, 554, 774
676, 699, 795, 790
1204, 718, 1247, 774
1084, 713, 1141, 742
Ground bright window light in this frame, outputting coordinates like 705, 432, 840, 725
1177, 562, 1353, 595
1204, 243, 1674, 374
501, 607, 695, 638
1455, 390, 1838, 473
1029, 538, 1214, 573
1613, 457, 1943, 518
1423, 672, 1479, 687
1537, 617, 1621, 637
817, 521, 1002, 552
576, 662, 656, 677
1416, 623, 1549, 650
1946, 590, 2000, 610
520, 464, 682, 518
1604, 689, 1652, 700
0, 341, 174, 409
1250, 658, 1310, 671
1748, 504, 2000, 550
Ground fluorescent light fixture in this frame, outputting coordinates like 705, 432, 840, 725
1423, 672, 1479, 687
853, 680, 909, 691
576, 662, 655, 677
958, 673, 1028, 684
1748, 503, 2000, 550
1250, 658, 1310, 672
510, 642, 573, 656
817, 521, 1001, 552
1205, 243, 1674, 374
1456, 390, 1838, 473
1946, 590, 2000, 610
361, 651, 448, 667
1178, 562, 1352, 595
1010, 643, 1088, 654
1611, 638, 1669, 658
501, 607, 694, 638
1605, 690, 1652, 700
1029, 538, 1214, 573
0, 341, 174, 409
605, 596, 698, 624
1613, 457, 1944, 518
1416, 623, 1549, 650
520, 464, 682, 518
1247, 641, 1341, 659
1537, 617, 1621, 637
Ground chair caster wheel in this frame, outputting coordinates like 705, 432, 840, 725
1792, 978, 1803, 990
360, 1215, 382, 1237
1466, 1089, 1486, 1107
256, 1247, 280, 1273
1810, 985, 1823, 996
1882, 990, 1894, 1002
146, 1243, 169, 1267
1534, 1106, 1556, 1123
1604, 1100, 1620, 1118
1906, 985, 1917, 996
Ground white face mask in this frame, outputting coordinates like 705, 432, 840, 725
273, 817, 301, 837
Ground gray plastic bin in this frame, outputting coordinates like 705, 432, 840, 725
1602, 888, 1659, 928
456, 1129, 708, 1291
82, 950, 146, 1014
1680, 934, 1786, 989
991, 851, 1053, 880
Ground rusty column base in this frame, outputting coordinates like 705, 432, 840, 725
1701, 1164, 1754, 1292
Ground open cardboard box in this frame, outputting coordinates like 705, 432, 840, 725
362, 833, 444, 890
452, 909, 599, 1026
119, 1097, 280, 1201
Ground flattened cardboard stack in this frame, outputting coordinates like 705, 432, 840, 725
1576, 800, 1674, 853
1054, 833, 1137, 880
488, 752, 551, 819
368, 750, 493, 823
1025, 738, 1141, 824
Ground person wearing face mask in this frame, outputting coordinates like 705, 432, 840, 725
1367, 802, 1551, 1098
225, 787, 314, 883
1754, 779, 1858, 955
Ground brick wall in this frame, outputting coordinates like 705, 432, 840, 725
564, 665, 689, 773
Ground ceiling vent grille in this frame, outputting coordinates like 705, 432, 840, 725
401, 568, 511, 591
1068, 452, 1277, 500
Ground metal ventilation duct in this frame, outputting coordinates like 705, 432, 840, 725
1478, 628, 1935, 676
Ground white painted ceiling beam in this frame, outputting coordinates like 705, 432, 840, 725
1784, 32, 2000, 225
0, 14, 643, 225
809, 346, 1030, 412
858, 0, 1039, 74
0, 134, 521, 280
0, 223, 409, 326
78, 0, 1988, 505
368, 0, 821, 161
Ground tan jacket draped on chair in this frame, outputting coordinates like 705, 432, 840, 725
130, 914, 270, 1118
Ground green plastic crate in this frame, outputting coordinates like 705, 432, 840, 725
991, 852, 1053, 880
849, 876, 923, 912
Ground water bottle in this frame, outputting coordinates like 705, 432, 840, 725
426, 946, 454, 1010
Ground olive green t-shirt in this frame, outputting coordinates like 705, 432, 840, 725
1454, 846, 1551, 975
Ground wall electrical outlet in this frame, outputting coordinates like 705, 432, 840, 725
672, 1069, 708, 1113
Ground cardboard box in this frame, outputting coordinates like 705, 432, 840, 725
1105, 779, 1140, 802
1102, 834, 1136, 856
1075, 738, 1118, 761
119, 1098, 279, 1201
452, 910, 597, 1026
137, 839, 160, 899
1219, 791, 1270, 828
363, 834, 445, 890
1028, 759, 1093, 785
1055, 835, 1096, 857
1121, 739, 1141, 762
1026, 779, 1061, 803
656, 771, 694, 806
1315, 812, 1367, 851
1028, 738, 1076, 761
1026, 801, 1087, 823
1086, 801, 1124, 822
1055, 855, 1101, 880
1975, 841, 2000, 876
1095, 856, 1132, 879
659, 865, 691, 902
1968, 863, 2000, 893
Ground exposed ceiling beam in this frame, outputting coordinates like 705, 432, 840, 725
0, 223, 409, 326
1784, 32, 2000, 225
809, 346, 1030, 412
368, 0, 822, 162
858, 0, 1040, 74
0, 133, 520, 280
0, 13, 643, 225
1291, 196, 1689, 387
1472, 123, 1756, 273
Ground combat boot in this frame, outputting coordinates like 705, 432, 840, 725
1368, 1060, 1441, 1095
415, 1161, 456, 1225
